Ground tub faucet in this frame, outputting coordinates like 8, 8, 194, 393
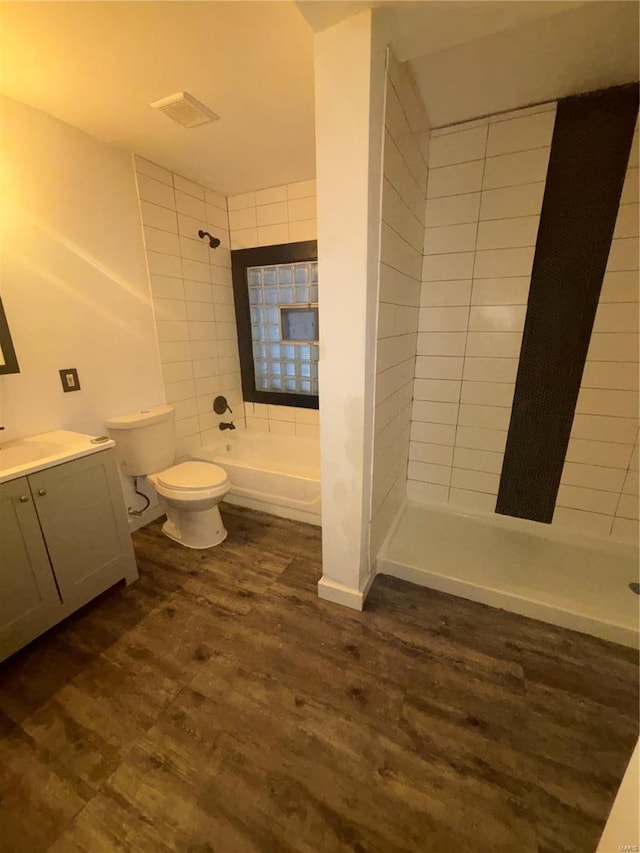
219, 421, 236, 431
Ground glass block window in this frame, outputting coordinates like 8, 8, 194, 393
247, 261, 319, 396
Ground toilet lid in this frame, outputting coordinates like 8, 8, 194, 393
158, 461, 228, 491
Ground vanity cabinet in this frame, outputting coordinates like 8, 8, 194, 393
0, 448, 137, 661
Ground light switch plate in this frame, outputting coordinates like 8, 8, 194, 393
59, 368, 81, 392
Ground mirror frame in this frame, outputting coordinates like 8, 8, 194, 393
0, 298, 20, 375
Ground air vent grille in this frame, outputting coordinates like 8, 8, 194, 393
150, 92, 219, 128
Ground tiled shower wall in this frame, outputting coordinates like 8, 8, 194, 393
556, 120, 639, 542
408, 105, 639, 544
134, 156, 245, 456
370, 53, 429, 556
408, 103, 556, 513
227, 179, 319, 436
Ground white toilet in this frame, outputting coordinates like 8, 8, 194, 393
105, 405, 230, 549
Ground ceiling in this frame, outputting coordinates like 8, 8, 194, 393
405, 1, 640, 127
0, 1, 638, 195
0, 2, 316, 196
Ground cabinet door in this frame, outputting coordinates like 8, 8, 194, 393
29, 449, 137, 610
0, 477, 62, 661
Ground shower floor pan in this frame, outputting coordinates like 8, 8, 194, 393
378, 502, 639, 648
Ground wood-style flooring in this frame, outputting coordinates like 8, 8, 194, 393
0, 504, 637, 853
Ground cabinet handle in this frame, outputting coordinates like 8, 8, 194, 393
19, 495, 29, 503
38, 488, 47, 497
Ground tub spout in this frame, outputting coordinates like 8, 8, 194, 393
219, 421, 236, 430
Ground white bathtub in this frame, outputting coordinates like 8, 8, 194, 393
193, 431, 321, 525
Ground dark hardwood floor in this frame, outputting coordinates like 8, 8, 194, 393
0, 504, 637, 853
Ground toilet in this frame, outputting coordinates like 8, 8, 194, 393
105, 405, 230, 549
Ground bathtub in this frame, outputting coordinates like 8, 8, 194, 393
193, 431, 321, 526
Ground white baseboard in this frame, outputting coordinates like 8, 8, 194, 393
318, 570, 376, 611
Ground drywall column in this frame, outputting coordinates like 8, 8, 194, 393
314, 11, 387, 609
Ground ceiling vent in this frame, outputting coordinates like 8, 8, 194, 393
149, 92, 219, 128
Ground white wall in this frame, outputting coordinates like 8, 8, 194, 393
370, 51, 429, 557
314, 10, 387, 608
0, 95, 164, 445
134, 157, 245, 457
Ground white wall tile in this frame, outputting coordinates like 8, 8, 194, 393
407, 460, 452, 486
471, 278, 531, 305
417, 331, 467, 356
600, 271, 640, 303
140, 201, 178, 233
407, 480, 449, 504
486, 110, 556, 157
428, 126, 487, 168
451, 468, 500, 494
425, 223, 477, 255
587, 333, 639, 362
460, 380, 515, 408
421, 280, 472, 307
565, 439, 633, 469
414, 378, 461, 402
621, 168, 639, 204
289, 219, 318, 242
455, 425, 507, 452
593, 302, 639, 334
411, 400, 459, 425
453, 446, 503, 474
228, 207, 257, 231
617, 493, 639, 520
425, 193, 481, 227
465, 332, 523, 358
288, 196, 316, 222
410, 421, 456, 446
474, 247, 535, 278
613, 204, 639, 239
556, 485, 619, 515
576, 388, 638, 418
468, 305, 526, 332
463, 357, 518, 383
257, 224, 288, 246
174, 175, 204, 200
483, 148, 550, 190
561, 462, 626, 493
422, 251, 475, 281
228, 191, 256, 211
175, 191, 206, 220
288, 179, 316, 200
476, 216, 539, 250
419, 306, 469, 331
137, 173, 175, 208
256, 201, 288, 227
458, 404, 511, 429
410, 441, 455, 466
135, 156, 172, 186
606, 237, 639, 271
449, 488, 496, 513
256, 186, 288, 206
143, 226, 180, 256
415, 355, 464, 380
427, 161, 484, 198
479, 182, 545, 220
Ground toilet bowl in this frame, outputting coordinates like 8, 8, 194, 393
148, 461, 231, 549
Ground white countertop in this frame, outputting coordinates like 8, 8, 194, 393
0, 430, 115, 484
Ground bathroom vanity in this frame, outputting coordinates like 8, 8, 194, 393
0, 430, 138, 661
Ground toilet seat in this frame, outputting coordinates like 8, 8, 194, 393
158, 461, 228, 491
149, 461, 230, 502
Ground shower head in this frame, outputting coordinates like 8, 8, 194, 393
198, 229, 221, 249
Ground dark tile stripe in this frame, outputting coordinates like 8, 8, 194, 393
496, 83, 639, 523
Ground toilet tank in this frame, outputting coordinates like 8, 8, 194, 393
105, 405, 175, 476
